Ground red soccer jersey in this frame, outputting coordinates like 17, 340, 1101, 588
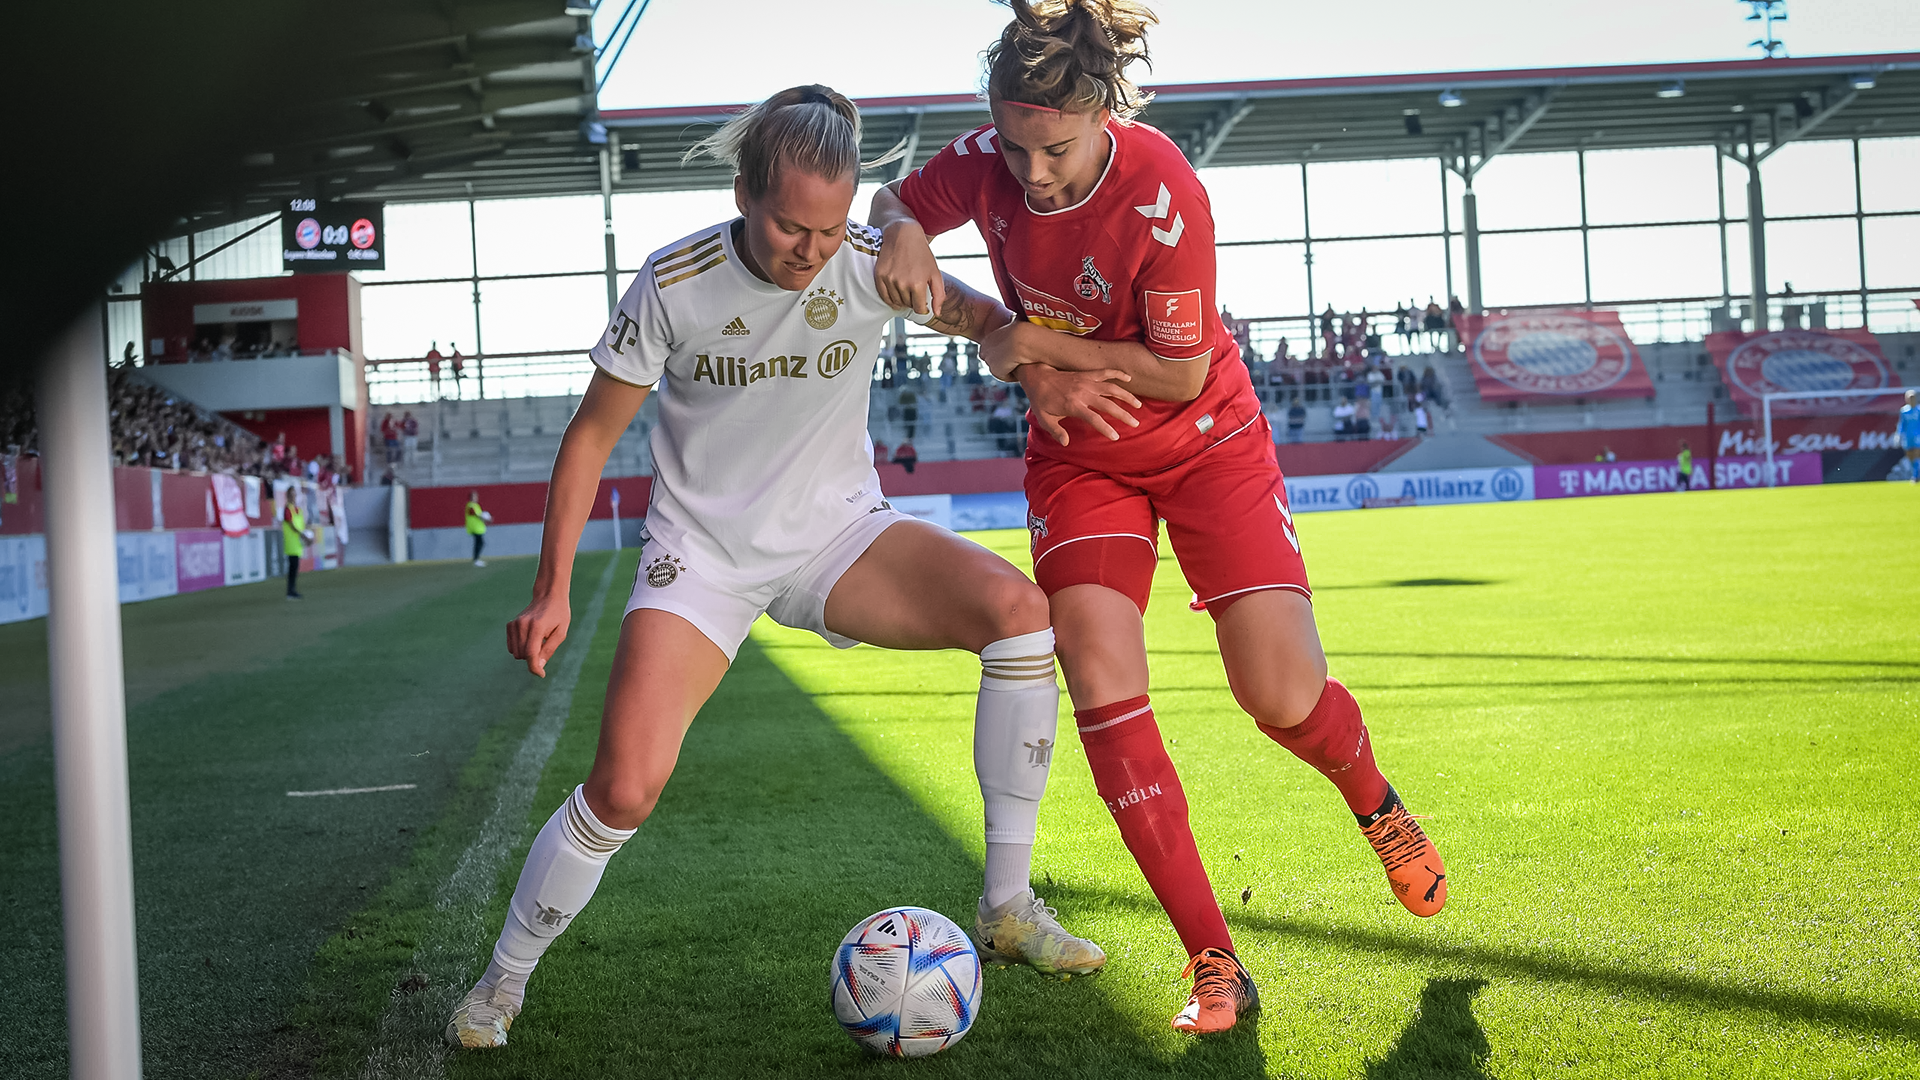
899, 119, 1257, 473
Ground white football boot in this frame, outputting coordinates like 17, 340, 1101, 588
445, 982, 520, 1049
974, 890, 1107, 977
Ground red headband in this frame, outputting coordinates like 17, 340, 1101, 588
1000, 100, 1062, 114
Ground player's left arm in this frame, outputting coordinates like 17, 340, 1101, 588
918, 272, 1013, 342
984, 325, 1207, 403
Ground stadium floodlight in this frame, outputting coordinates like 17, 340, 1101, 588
1437, 89, 1463, 108
1656, 80, 1685, 99
1849, 72, 1877, 90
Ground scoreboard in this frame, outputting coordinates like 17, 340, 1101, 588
282, 199, 384, 273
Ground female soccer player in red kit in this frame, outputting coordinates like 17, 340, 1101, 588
872, 0, 1448, 1034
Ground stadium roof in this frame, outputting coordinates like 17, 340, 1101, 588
178, 51, 1920, 221
593, 52, 1920, 194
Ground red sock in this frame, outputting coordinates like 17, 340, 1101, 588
1260, 677, 1392, 817
1075, 695, 1233, 957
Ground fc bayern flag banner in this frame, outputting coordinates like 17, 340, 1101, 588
1706, 328, 1893, 417
1455, 309, 1654, 402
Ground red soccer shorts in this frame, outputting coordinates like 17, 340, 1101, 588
1024, 413, 1310, 618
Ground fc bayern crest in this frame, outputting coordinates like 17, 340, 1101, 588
1471, 314, 1635, 396
1721, 330, 1889, 403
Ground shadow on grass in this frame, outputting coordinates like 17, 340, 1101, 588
1136, 649, 1920, 672
448, 635, 1268, 1080
1364, 978, 1492, 1080
1038, 886, 1920, 1046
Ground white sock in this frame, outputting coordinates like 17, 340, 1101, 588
477, 785, 634, 1006
974, 629, 1059, 909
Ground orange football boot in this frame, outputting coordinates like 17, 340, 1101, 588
1359, 788, 1448, 917
1171, 947, 1259, 1034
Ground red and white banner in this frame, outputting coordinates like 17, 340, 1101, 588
210, 473, 251, 537
1455, 309, 1654, 402
1704, 328, 1893, 417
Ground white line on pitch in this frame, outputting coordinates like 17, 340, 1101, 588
286, 783, 419, 798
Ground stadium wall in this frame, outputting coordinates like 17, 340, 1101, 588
0, 458, 356, 625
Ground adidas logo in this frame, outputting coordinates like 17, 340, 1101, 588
722, 316, 750, 336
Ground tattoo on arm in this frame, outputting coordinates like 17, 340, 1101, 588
923, 273, 1008, 341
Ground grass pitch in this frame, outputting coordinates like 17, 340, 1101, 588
3, 483, 1916, 1078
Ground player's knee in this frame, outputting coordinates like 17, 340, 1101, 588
1236, 663, 1329, 731
980, 570, 1050, 642
584, 775, 663, 831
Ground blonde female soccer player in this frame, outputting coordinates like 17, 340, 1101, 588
871, 0, 1449, 1034
446, 85, 1117, 1049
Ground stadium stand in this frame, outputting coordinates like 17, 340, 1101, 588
2, 366, 277, 477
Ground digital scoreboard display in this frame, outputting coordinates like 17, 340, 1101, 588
281, 199, 385, 273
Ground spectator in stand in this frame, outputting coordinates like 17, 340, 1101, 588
1446, 296, 1466, 350
898, 385, 919, 440
1420, 365, 1448, 410
1286, 398, 1307, 444
1413, 400, 1431, 437
381, 412, 399, 463
402, 411, 420, 463
941, 338, 959, 390
450, 344, 466, 399
1397, 361, 1419, 402
988, 398, 1019, 456
1377, 403, 1399, 441
1366, 365, 1386, 419
466, 490, 492, 566
270, 433, 288, 470
1353, 395, 1372, 441
964, 340, 982, 384
1320, 304, 1337, 361
1331, 398, 1355, 441
892, 440, 918, 474
1274, 337, 1289, 365
426, 341, 443, 396
969, 383, 988, 413
1423, 298, 1445, 349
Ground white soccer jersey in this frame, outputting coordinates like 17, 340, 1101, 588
589, 218, 902, 592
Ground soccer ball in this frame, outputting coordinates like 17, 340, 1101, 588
830, 906, 982, 1057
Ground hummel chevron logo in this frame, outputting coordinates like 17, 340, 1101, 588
1133, 183, 1184, 247
722, 316, 749, 335
952, 128, 998, 156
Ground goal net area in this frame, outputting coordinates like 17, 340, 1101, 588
1760, 387, 1918, 485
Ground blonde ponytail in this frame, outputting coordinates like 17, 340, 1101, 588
685, 84, 902, 198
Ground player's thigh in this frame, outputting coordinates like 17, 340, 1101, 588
1048, 583, 1150, 710
584, 608, 731, 829
1027, 460, 1159, 708
822, 518, 1047, 652
1213, 589, 1328, 729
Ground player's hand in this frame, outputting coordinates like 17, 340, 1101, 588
507, 592, 571, 678
873, 220, 944, 318
1016, 365, 1142, 446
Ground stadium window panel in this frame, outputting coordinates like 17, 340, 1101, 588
1723, 224, 1752, 299
1467, 152, 1581, 231
1862, 216, 1920, 298
612, 188, 741, 266
475, 196, 606, 279
1298, 158, 1440, 239
1858, 137, 1920, 213
1764, 218, 1860, 294
1304, 237, 1446, 318
360, 282, 474, 363
1200, 164, 1305, 243
478, 276, 607, 357
1586, 225, 1722, 303
354, 202, 475, 282
1216, 243, 1308, 320
188, 214, 283, 280
1756, 140, 1856, 219
1476, 231, 1586, 308
1581, 146, 1719, 226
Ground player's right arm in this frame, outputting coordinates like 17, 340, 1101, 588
509, 269, 670, 677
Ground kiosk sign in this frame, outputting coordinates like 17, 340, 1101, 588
282, 199, 384, 272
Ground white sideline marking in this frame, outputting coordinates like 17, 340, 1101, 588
287, 784, 418, 798
358, 553, 620, 1080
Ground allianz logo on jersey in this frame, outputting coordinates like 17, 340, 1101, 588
691, 339, 858, 386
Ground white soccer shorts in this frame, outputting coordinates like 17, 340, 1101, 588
621, 506, 916, 661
